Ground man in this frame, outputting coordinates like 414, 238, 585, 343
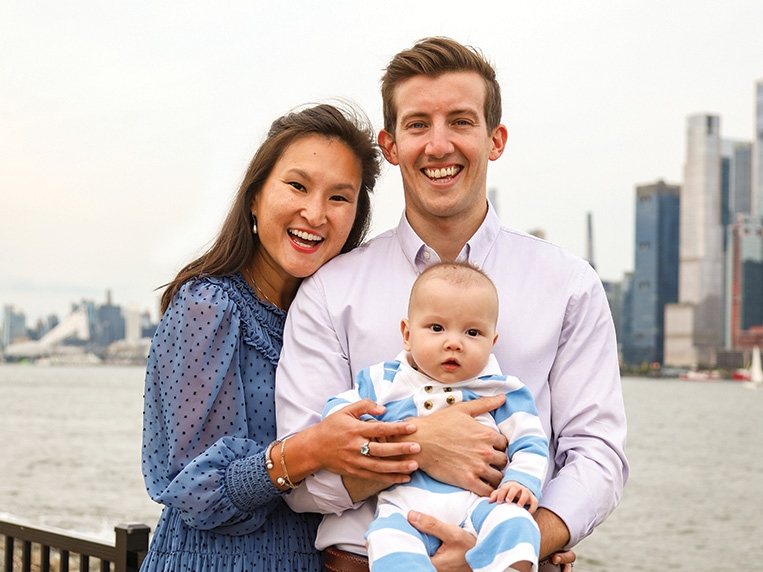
276, 37, 628, 571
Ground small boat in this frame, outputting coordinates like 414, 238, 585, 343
742, 346, 762, 390
680, 369, 722, 381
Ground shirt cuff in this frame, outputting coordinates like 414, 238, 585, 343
283, 469, 363, 516
538, 474, 598, 548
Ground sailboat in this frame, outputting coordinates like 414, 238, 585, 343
742, 346, 762, 390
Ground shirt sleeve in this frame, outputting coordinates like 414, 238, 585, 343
539, 264, 629, 548
275, 275, 362, 516
141, 281, 283, 534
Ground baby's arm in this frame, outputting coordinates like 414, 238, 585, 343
489, 480, 539, 513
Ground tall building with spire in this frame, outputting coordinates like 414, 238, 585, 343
664, 114, 725, 367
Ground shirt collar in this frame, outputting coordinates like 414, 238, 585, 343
396, 202, 502, 274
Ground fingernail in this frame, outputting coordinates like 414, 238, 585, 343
408, 510, 420, 523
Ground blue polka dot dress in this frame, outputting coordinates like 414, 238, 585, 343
140, 273, 322, 572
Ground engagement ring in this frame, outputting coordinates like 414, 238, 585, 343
360, 441, 371, 456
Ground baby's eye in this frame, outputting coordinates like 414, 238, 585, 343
466, 329, 480, 337
430, 324, 443, 332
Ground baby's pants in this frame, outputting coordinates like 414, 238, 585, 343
366, 473, 540, 572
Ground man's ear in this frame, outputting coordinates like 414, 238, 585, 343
489, 124, 508, 161
378, 130, 399, 166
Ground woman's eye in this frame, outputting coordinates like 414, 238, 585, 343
330, 194, 350, 202
289, 182, 306, 192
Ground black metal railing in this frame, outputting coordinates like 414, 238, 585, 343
0, 521, 149, 572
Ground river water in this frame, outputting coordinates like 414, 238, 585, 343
1, 364, 762, 570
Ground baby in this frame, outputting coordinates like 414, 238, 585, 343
323, 262, 549, 572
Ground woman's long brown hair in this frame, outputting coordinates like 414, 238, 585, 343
159, 103, 380, 314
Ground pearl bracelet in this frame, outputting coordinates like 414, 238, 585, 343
264, 440, 280, 471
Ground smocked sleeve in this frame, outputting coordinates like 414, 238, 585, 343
141, 280, 282, 535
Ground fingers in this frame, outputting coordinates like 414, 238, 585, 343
480, 464, 505, 489
456, 394, 506, 417
407, 511, 476, 549
341, 398, 387, 418
363, 440, 421, 458
461, 474, 496, 498
552, 550, 576, 566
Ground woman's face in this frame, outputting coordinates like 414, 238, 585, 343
251, 134, 363, 281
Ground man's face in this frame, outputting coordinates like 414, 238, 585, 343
379, 71, 507, 229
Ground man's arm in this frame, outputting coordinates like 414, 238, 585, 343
538, 264, 629, 548
534, 508, 570, 559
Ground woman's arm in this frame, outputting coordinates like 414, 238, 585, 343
142, 281, 279, 533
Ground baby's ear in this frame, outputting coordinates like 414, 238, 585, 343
492, 332, 499, 346
401, 319, 411, 350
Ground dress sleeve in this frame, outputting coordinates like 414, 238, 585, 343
142, 281, 282, 534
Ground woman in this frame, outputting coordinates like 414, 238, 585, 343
140, 103, 421, 572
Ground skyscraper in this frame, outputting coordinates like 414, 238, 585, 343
725, 214, 763, 350
626, 180, 680, 365
754, 79, 763, 215
664, 114, 725, 367
722, 140, 753, 223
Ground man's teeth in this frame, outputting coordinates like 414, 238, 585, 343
424, 166, 461, 179
289, 229, 323, 242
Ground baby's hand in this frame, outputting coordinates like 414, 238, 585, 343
488, 481, 538, 513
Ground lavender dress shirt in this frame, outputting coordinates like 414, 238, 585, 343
275, 204, 628, 554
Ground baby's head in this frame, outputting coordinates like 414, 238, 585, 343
401, 262, 499, 383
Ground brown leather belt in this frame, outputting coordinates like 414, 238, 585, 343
323, 546, 370, 572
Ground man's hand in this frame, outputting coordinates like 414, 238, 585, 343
407, 510, 475, 572
407, 395, 508, 497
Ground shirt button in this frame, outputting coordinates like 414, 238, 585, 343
446, 396, 456, 405
443, 387, 452, 392
423, 251, 431, 259
424, 386, 432, 393
424, 400, 433, 409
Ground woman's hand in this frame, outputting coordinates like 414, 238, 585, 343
304, 399, 421, 484
406, 395, 508, 497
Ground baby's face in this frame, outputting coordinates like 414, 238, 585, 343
402, 277, 498, 383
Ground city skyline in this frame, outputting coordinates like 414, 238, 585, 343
2, 2, 763, 323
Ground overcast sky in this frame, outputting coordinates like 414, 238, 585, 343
2, 1, 762, 323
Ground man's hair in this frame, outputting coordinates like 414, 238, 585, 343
381, 37, 502, 135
